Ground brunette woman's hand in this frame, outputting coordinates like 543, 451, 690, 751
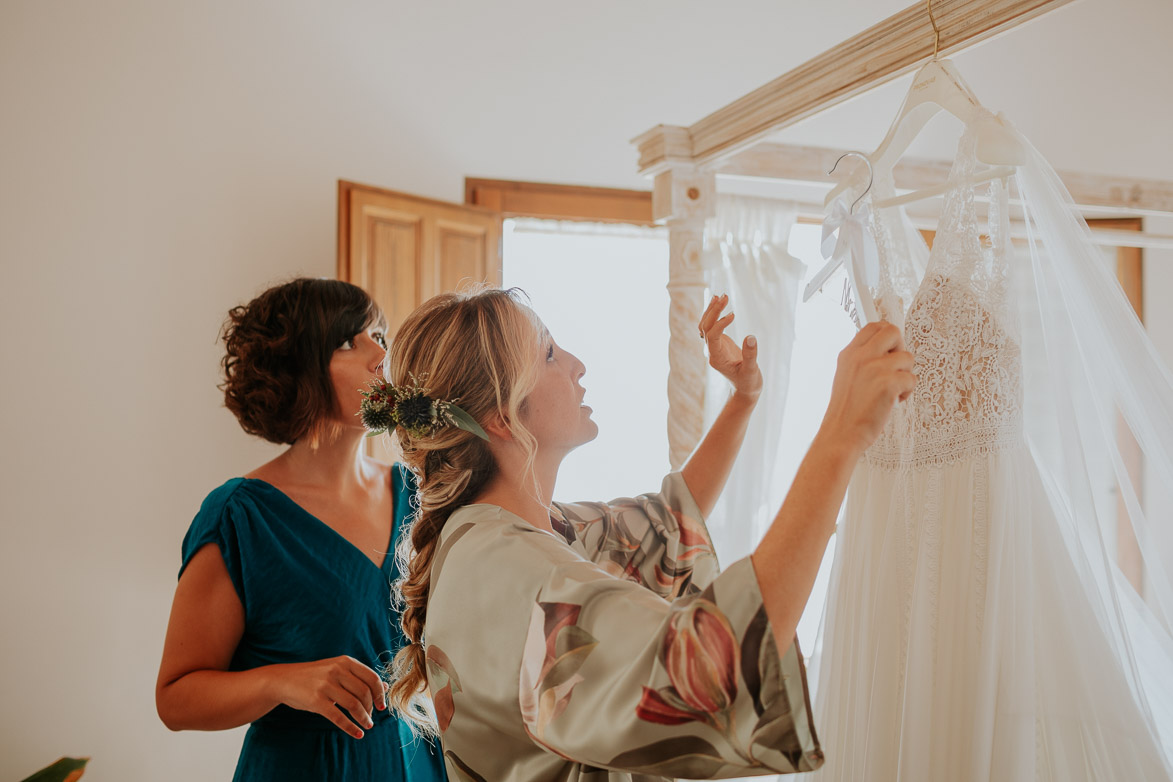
700, 293, 762, 401
268, 656, 389, 739
817, 321, 915, 456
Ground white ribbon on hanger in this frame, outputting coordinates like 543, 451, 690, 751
812, 195, 880, 326
820, 196, 880, 289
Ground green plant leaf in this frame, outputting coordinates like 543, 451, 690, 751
20, 757, 89, 782
446, 404, 489, 441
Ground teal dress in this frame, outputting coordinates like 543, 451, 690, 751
180, 464, 447, 782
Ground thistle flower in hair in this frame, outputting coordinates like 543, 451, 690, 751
359, 382, 396, 434
359, 373, 489, 441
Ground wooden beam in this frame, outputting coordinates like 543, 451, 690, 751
789, 207, 1173, 249
634, 0, 1077, 174
630, 126, 695, 175
1054, 171, 1173, 217
718, 142, 1173, 217
464, 178, 653, 224
718, 142, 861, 185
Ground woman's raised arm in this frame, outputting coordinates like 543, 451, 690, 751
680, 294, 763, 516
751, 321, 915, 654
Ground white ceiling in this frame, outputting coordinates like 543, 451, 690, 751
771, 0, 1173, 181
365, 0, 1171, 190
5, 0, 1165, 203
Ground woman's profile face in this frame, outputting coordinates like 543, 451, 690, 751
520, 330, 599, 455
328, 321, 389, 426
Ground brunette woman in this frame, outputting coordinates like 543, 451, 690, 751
157, 278, 447, 781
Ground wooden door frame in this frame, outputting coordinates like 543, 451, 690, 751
1089, 217, 1145, 594
337, 180, 503, 282
464, 178, 653, 225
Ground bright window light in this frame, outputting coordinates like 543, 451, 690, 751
502, 218, 671, 504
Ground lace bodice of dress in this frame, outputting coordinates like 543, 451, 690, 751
866, 120, 1024, 470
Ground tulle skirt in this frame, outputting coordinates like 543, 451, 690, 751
809, 445, 1173, 781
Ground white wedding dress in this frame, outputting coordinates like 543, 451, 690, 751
811, 116, 1173, 781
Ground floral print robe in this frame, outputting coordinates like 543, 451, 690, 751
424, 473, 823, 781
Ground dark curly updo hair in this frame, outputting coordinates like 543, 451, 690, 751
220, 278, 386, 447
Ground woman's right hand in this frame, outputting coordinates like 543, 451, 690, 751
818, 321, 915, 456
267, 656, 389, 739
159, 546, 390, 737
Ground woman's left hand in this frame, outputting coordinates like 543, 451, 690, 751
699, 294, 762, 401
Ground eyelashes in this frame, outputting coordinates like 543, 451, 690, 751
337, 330, 387, 351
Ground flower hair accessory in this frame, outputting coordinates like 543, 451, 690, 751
359, 373, 489, 441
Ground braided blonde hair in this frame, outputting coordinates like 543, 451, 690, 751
385, 287, 543, 736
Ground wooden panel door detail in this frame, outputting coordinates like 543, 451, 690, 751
434, 218, 497, 295
338, 181, 502, 462
338, 181, 502, 340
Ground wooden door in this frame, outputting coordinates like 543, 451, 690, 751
338, 181, 502, 337
1088, 218, 1145, 594
338, 180, 502, 461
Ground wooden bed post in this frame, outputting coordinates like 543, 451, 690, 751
648, 148, 716, 469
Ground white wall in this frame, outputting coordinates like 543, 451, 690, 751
3, 0, 1172, 779
0, 3, 464, 778
0, 1, 824, 776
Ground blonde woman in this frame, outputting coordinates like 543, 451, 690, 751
384, 287, 913, 780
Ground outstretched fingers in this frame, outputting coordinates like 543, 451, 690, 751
711, 311, 736, 339
698, 293, 729, 340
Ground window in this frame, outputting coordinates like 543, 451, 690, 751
502, 218, 671, 502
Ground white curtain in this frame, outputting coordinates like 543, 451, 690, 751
701, 195, 805, 565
